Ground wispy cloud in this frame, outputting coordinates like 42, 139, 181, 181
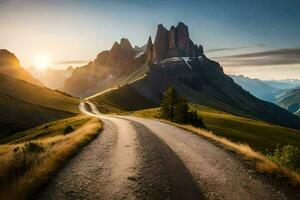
206, 44, 265, 53
214, 47, 300, 67
55, 60, 89, 65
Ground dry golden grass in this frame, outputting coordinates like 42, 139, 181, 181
160, 120, 300, 185
0, 117, 102, 200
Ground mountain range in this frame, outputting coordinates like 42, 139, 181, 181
77, 22, 300, 130
63, 38, 145, 97
263, 79, 300, 90
28, 66, 74, 90
230, 75, 300, 116
230, 75, 281, 102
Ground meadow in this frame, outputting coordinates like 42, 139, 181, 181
0, 116, 102, 200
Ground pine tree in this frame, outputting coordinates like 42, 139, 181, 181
160, 86, 178, 120
174, 96, 189, 123
160, 86, 206, 128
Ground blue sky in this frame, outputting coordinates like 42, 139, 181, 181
1, 0, 300, 79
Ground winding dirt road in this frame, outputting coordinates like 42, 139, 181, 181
34, 102, 297, 200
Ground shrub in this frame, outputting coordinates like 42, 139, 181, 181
268, 144, 300, 170
25, 142, 44, 153
63, 125, 74, 134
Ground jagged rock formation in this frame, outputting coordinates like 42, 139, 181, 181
64, 38, 145, 97
0, 49, 42, 86
147, 22, 204, 62
145, 36, 154, 63
94, 38, 136, 73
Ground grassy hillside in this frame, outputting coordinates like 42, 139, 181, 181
0, 116, 90, 144
0, 116, 102, 200
0, 73, 80, 138
90, 84, 157, 113
131, 104, 300, 153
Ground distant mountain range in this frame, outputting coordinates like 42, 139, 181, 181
79, 22, 300, 130
230, 75, 300, 116
276, 86, 300, 116
28, 66, 74, 90
263, 79, 300, 90
230, 75, 281, 102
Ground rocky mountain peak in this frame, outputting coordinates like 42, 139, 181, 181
145, 36, 154, 63
110, 38, 133, 53
150, 22, 204, 61
119, 38, 133, 50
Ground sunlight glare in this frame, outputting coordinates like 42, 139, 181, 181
33, 55, 50, 69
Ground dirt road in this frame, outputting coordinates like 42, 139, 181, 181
34, 102, 296, 200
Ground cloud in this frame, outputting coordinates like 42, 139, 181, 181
214, 47, 300, 67
206, 44, 265, 53
55, 60, 89, 65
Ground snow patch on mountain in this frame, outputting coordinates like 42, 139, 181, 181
181, 57, 192, 69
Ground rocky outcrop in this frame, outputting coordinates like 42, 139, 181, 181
176, 22, 190, 56
96, 38, 135, 67
145, 36, 154, 63
148, 22, 204, 61
64, 38, 144, 97
153, 24, 169, 60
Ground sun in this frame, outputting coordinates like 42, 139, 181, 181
33, 55, 50, 69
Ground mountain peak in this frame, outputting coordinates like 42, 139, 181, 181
177, 21, 187, 27
152, 22, 203, 61
111, 38, 133, 52
120, 38, 133, 50
0, 49, 20, 66
145, 36, 154, 63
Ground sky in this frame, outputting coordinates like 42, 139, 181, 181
1, 0, 300, 79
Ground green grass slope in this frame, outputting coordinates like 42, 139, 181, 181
0, 116, 91, 144
0, 73, 80, 138
90, 84, 157, 113
132, 105, 300, 153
